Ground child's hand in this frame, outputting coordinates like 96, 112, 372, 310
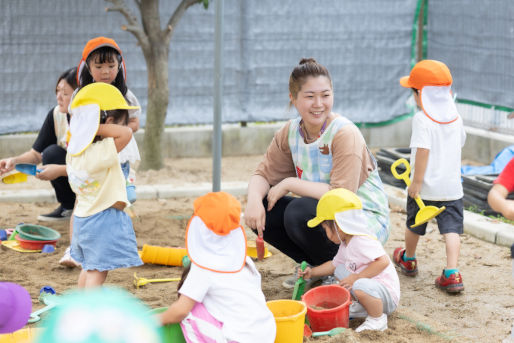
407, 182, 422, 199
298, 266, 312, 280
339, 273, 358, 289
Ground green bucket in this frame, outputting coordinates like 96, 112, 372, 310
17, 224, 61, 241
148, 307, 186, 343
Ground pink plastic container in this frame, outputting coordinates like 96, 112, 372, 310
301, 285, 351, 332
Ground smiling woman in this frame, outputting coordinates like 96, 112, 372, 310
244, 58, 391, 289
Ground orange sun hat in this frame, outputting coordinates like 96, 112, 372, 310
400, 60, 458, 124
399, 59, 452, 90
77, 36, 127, 86
185, 192, 247, 273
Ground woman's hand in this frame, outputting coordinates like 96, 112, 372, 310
244, 197, 267, 237
339, 273, 358, 290
36, 164, 66, 181
267, 178, 291, 211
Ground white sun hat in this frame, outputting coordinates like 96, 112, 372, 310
186, 192, 247, 273
334, 209, 376, 239
67, 82, 139, 156
420, 85, 459, 124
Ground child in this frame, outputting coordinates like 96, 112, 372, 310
300, 188, 400, 333
66, 82, 143, 288
158, 192, 276, 343
77, 36, 141, 192
59, 37, 141, 267
393, 59, 466, 293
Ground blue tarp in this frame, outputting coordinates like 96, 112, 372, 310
461, 145, 514, 175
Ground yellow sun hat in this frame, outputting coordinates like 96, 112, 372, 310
307, 188, 362, 228
70, 82, 139, 112
67, 83, 139, 156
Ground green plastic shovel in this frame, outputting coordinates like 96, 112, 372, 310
292, 261, 307, 300
312, 327, 346, 337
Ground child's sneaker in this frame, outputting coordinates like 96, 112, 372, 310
355, 314, 388, 333
393, 247, 418, 276
59, 246, 81, 268
435, 270, 464, 293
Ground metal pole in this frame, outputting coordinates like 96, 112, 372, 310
212, 0, 224, 192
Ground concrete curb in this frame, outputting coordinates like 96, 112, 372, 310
383, 184, 514, 248
1, 182, 512, 248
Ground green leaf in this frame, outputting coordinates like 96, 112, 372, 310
202, 0, 209, 10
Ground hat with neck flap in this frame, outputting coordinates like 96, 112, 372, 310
308, 188, 376, 239
400, 59, 459, 124
67, 82, 139, 156
186, 192, 247, 273
77, 36, 126, 87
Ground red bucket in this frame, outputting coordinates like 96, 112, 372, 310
301, 285, 351, 332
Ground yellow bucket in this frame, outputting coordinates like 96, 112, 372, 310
266, 300, 306, 343
0, 328, 42, 343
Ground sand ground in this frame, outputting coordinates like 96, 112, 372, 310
1, 155, 513, 342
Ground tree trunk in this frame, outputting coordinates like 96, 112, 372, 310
140, 43, 169, 170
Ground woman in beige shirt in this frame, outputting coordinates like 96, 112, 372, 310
244, 58, 390, 288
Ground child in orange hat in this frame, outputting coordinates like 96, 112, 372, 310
393, 60, 466, 293
158, 192, 276, 343
59, 37, 141, 267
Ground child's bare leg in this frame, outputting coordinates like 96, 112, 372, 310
404, 229, 420, 258
354, 289, 382, 317
443, 232, 460, 269
79, 270, 108, 288
78, 269, 88, 288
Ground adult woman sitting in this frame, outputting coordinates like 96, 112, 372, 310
244, 58, 390, 288
0, 67, 77, 221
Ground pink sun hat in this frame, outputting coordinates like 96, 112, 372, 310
0, 282, 32, 333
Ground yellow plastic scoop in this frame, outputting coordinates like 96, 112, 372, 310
391, 158, 445, 228
133, 273, 180, 289
1, 172, 27, 184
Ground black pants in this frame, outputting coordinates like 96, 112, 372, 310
253, 196, 339, 266
41, 144, 75, 209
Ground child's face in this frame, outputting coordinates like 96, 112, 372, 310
290, 75, 333, 129
322, 221, 342, 244
89, 55, 120, 84
55, 79, 74, 114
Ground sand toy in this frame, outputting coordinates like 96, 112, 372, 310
391, 158, 446, 228
133, 273, 180, 289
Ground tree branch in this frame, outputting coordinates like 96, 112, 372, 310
164, 0, 202, 42
105, 0, 149, 48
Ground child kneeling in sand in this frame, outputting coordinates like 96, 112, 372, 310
158, 192, 276, 343
299, 188, 400, 332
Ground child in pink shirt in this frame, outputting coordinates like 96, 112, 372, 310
300, 188, 400, 332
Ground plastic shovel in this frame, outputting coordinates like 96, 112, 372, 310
391, 158, 445, 228
312, 327, 345, 337
292, 261, 307, 300
133, 272, 181, 289
15, 164, 42, 176
256, 235, 265, 261
2, 172, 27, 184
28, 289, 60, 323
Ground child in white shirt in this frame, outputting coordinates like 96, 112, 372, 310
158, 192, 276, 343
